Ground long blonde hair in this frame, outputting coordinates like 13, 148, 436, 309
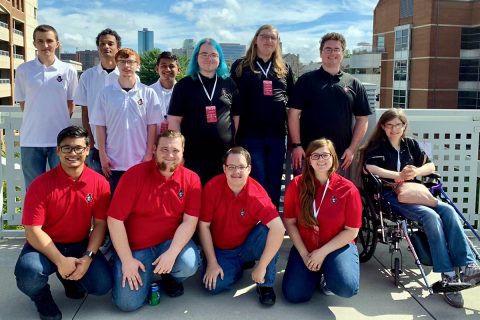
235, 24, 287, 78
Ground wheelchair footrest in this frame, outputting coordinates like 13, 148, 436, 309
431, 280, 473, 293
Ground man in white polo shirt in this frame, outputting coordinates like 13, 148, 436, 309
75, 29, 121, 174
90, 48, 163, 193
14, 24, 78, 189
149, 51, 180, 134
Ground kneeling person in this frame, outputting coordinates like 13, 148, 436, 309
15, 126, 112, 320
199, 147, 285, 306
107, 130, 201, 312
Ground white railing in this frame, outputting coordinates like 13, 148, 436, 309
0, 107, 479, 237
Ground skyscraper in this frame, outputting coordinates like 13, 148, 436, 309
138, 28, 154, 54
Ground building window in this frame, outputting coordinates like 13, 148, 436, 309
458, 91, 479, 109
376, 34, 385, 52
459, 59, 480, 82
393, 89, 407, 108
394, 60, 408, 80
395, 29, 409, 51
461, 27, 480, 50
400, 0, 413, 18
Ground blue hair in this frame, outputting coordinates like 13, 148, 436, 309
186, 38, 229, 80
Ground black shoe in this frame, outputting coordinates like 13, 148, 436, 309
56, 273, 86, 299
33, 289, 62, 320
256, 286, 276, 306
242, 261, 256, 270
162, 274, 184, 298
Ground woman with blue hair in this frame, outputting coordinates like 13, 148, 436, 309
168, 38, 241, 184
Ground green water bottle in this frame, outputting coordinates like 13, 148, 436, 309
149, 283, 160, 305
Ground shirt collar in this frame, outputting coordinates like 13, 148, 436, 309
35, 56, 60, 69
96, 63, 119, 75
319, 66, 343, 78
55, 165, 89, 186
113, 78, 139, 93
149, 159, 182, 185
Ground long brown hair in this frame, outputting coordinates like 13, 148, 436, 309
235, 24, 287, 78
299, 138, 339, 228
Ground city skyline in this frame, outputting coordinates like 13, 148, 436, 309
38, 0, 376, 63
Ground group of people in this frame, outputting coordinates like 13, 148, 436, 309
12, 22, 480, 320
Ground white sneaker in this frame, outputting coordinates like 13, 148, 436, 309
319, 275, 334, 296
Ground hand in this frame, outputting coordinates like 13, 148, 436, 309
307, 249, 326, 272
143, 152, 153, 162
99, 151, 112, 178
251, 265, 267, 284
400, 165, 418, 181
291, 146, 305, 170
57, 256, 79, 279
300, 251, 310, 268
66, 256, 92, 281
341, 148, 354, 170
203, 262, 224, 290
121, 257, 146, 290
152, 250, 177, 274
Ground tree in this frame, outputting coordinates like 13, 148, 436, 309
138, 49, 190, 85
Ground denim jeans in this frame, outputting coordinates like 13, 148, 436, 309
14, 242, 112, 301
108, 170, 125, 196
112, 239, 200, 312
241, 136, 286, 208
282, 244, 359, 303
202, 224, 279, 294
384, 191, 476, 272
21, 147, 59, 189
86, 147, 103, 175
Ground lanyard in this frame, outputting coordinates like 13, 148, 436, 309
197, 73, 217, 103
256, 61, 271, 78
312, 179, 330, 218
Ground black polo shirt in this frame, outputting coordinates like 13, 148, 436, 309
288, 66, 373, 156
230, 58, 294, 138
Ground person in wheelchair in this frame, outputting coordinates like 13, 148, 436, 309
282, 138, 362, 303
362, 108, 480, 308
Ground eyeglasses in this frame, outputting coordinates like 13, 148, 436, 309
322, 48, 343, 54
225, 164, 248, 172
117, 59, 138, 66
384, 123, 405, 130
258, 34, 278, 41
310, 153, 332, 160
199, 52, 219, 59
59, 145, 87, 154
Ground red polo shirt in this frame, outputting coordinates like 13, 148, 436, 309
283, 173, 362, 252
22, 165, 110, 243
108, 160, 201, 250
201, 175, 278, 250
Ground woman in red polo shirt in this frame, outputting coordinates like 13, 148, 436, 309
282, 138, 362, 303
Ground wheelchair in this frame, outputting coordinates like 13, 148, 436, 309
356, 167, 480, 294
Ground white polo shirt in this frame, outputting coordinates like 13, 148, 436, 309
90, 80, 163, 171
149, 80, 176, 116
75, 64, 120, 148
14, 57, 78, 147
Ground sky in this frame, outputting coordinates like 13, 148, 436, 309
38, 0, 378, 63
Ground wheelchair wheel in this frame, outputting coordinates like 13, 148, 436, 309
357, 189, 378, 263
393, 257, 400, 287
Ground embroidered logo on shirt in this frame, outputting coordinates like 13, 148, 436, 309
240, 208, 246, 217
138, 98, 143, 105
178, 189, 184, 199
56, 76, 63, 82
86, 193, 93, 204
331, 196, 337, 204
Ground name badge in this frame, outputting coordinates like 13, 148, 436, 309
263, 80, 273, 96
205, 106, 217, 123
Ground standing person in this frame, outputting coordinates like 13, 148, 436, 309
362, 108, 480, 308
288, 32, 372, 178
168, 38, 240, 185
90, 48, 163, 193
14, 24, 78, 189
282, 138, 361, 303
14, 126, 112, 320
199, 147, 285, 306
149, 51, 180, 133
75, 28, 122, 174
231, 25, 294, 208
107, 130, 201, 312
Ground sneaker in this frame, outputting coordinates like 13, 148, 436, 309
161, 274, 184, 298
56, 273, 86, 299
256, 286, 276, 306
33, 289, 62, 320
443, 291, 464, 308
461, 263, 480, 286
319, 274, 334, 296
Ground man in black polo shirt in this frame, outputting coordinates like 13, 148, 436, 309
288, 32, 373, 177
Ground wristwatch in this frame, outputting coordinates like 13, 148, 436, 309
291, 143, 302, 148
83, 251, 96, 259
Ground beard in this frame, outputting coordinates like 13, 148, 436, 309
156, 160, 179, 173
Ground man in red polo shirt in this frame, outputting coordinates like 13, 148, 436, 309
199, 146, 285, 306
107, 130, 201, 312
14, 126, 112, 320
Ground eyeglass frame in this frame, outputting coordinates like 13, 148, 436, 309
322, 47, 343, 54
383, 123, 405, 130
224, 164, 249, 172
117, 59, 138, 66
59, 145, 88, 154
310, 152, 332, 161
257, 34, 278, 41
198, 52, 219, 59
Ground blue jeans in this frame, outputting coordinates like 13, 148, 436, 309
21, 147, 59, 189
241, 136, 286, 208
14, 242, 112, 301
202, 224, 279, 294
112, 239, 200, 312
86, 148, 103, 175
282, 244, 359, 303
384, 191, 476, 272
